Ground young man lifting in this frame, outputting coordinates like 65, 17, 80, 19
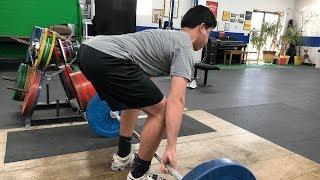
77, 5, 216, 180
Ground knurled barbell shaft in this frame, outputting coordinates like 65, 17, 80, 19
6, 86, 27, 93
11, 30, 69, 46
10, 37, 30, 45
110, 111, 183, 180
2, 76, 17, 82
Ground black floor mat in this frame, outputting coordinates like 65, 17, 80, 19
207, 103, 320, 163
5, 114, 215, 163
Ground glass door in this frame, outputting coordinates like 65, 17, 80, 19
247, 11, 282, 61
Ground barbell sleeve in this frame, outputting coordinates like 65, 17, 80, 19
10, 37, 30, 45
2, 76, 17, 82
110, 111, 183, 180
6, 86, 27, 92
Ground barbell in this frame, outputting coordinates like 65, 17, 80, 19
86, 95, 256, 180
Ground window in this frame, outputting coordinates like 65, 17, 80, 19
248, 10, 284, 60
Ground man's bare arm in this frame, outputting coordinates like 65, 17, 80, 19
165, 76, 188, 150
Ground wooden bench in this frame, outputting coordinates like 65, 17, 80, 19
224, 50, 248, 65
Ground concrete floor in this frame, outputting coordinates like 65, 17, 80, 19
0, 110, 319, 179
0, 65, 320, 179
154, 66, 320, 164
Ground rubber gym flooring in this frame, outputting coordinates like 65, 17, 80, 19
0, 65, 320, 179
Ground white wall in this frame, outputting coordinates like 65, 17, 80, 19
293, 0, 320, 65
198, 0, 295, 33
136, 0, 193, 28
293, 0, 320, 36
135, 0, 295, 61
136, 0, 295, 32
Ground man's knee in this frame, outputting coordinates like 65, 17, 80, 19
142, 98, 167, 119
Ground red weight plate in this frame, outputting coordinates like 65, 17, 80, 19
82, 75, 96, 102
63, 65, 76, 99
87, 82, 97, 100
59, 39, 75, 63
78, 72, 96, 110
58, 66, 74, 100
77, 72, 90, 110
21, 69, 42, 116
53, 44, 63, 65
70, 72, 86, 111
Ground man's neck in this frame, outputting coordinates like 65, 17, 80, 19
181, 27, 199, 44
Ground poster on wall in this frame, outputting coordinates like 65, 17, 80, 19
152, 9, 163, 23
245, 11, 252, 20
222, 11, 231, 21
206, 1, 218, 17
243, 20, 251, 30
230, 13, 236, 22
164, 0, 179, 18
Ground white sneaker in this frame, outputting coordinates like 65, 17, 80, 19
187, 79, 197, 89
111, 151, 135, 171
127, 171, 166, 180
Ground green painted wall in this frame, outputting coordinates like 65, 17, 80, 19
0, 0, 82, 60
0, 0, 82, 37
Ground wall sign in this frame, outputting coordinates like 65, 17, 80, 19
222, 11, 231, 21
245, 11, 252, 20
152, 9, 163, 23
206, 1, 218, 17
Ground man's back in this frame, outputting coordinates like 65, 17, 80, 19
83, 29, 194, 79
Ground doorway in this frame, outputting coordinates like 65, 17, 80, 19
247, 10, 284, 61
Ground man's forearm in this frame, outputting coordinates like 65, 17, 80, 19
165, 97, 184, 150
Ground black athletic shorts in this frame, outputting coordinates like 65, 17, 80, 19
76, 44, 164, 111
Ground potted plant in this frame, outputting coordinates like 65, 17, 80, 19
250, 22, 279, 64
280, 24, 303, 65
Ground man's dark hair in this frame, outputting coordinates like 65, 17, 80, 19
181, 5, 217, 29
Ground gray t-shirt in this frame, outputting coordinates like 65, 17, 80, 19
83, 29, 194, 81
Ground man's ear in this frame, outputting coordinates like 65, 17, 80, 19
199, 23, 206, 30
